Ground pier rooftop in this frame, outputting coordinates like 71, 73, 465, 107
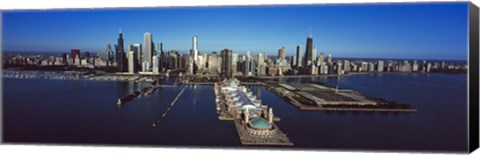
265, 81, 415, 112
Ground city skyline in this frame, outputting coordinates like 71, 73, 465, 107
2, 2, 469, 60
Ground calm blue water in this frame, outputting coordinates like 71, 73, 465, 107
3, 73, 468, 152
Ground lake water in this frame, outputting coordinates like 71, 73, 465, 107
2, 73, 468, 152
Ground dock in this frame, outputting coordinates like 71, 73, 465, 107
264, 81, 417, 112
214, 78, 293, 146
152, 86, 187, 127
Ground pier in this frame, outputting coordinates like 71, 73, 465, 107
152, 86, 187, 127
214, 78, 293, 146
263, 81, 417, 112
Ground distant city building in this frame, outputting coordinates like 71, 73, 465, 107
192, 35, 199, 64
153, 55, 161, 73
70, 49, 80, 64
377, 60, 384, 72
303, 36, 313, 67
278, 47, 286, 61
132, 44, 142, 70
296, 45, 302, 68
117, 29, 127, 72
221, 49, 233, 78
143, 32, 153, 69
128, 51, 138, 73
231, 52, 238, 76
343, 60, 350, 73
318, 52, 325, 66
311, 46, 317, 66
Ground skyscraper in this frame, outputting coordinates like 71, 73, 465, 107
143, 32, 153, 70
327, 53, 332, 64
157, 42, 164, 72
133, 44, 142, 70
221, 49, 232, 78
377, 60, 384, 72
244, 51, 251, 77
232, 52, 238, 76
303, 35, 313, 67
192, 35, 198, 63
312, 46, 317, 65
128, 51, 138, 73
278, 47, 286, 61
319, 52, 325, 65
296, 45, 302, 68
116, 29, 127, 72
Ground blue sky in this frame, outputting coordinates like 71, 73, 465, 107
2, 2, 469, 60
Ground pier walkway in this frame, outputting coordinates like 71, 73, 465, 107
152, 86, 187, 127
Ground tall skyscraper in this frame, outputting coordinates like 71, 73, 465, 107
244, 51, 251, 76
192, 35, 198, 63
327, 53, 332, 63
117, 29, 127, 72
232, 52, 238, 76
258, 53, 266, 76
133, 44, 142, 70
303, 35, 313, 67
143, 32, 153, 70
312, 46, 317, 65
296, 45, 302, 68
157, 42, 164, 72
221, 49, 232, 78
278, 47, 286, 61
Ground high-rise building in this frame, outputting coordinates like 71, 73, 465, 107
244, 51, 252, 77
312, 46, 317, 65
319, 52, 325, 65
221, 49, 232, 78
70, 49, 80, 58
143, 32, 153, 70
208, 52, 219, 73
192, 35, 198, 63
133, 44, 142, 70
303, 36, 313, 67
292, 55, 297, 67
412, 60, 419, 72
128, 51, 138, 73
258, 53, 266, 76
117, 29, 127, 72
327, 53, 332, 64
296, 45, 302, 68
152, 55, 160, 73
377, 60, 384, 72
278, 47, 286, 61
344, 60, 350, 73
157, 42, 164, 72
232, 52, 238, 76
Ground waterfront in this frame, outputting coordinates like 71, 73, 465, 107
3, 73, 467, 151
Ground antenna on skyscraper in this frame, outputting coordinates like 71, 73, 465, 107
309, 27, 312, 37
119, 27, 122, 33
